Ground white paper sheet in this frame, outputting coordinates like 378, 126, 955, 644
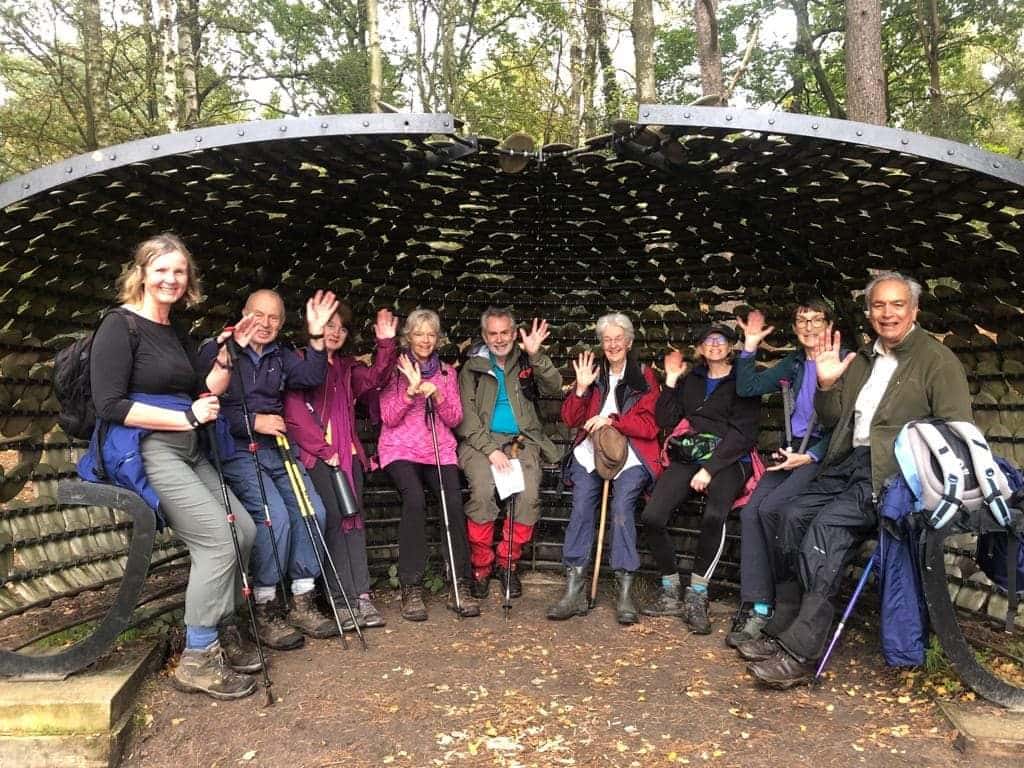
491, 458, 525, 500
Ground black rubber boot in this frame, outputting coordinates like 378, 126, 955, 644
614, 571, 638, 625
546, 566, 589, 620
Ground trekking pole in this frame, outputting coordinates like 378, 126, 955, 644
203, 397, 274, 707
275, 434, 365, 650
780, 379, 794, 451
589, 478, 610, 610
797, 413, 817, 455
814, 550, 878, 681
501, 437, 525, 621
222, 336, 291, 611
424, 396, 464, 619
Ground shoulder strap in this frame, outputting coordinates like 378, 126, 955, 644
906, 421, 966, 528
947, 421, 1012, 527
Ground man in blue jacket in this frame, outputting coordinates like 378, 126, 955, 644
200, 288, 338, 650
741, 273, 972, 688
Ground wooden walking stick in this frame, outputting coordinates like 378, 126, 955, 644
589, 478, 610, 609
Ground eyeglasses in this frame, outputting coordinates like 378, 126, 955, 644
702, 334, 729, 346
601, 336, 628, 348
794, 316, 827, 329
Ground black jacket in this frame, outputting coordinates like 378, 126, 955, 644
655, 364, 761, 477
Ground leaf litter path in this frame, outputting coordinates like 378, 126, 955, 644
121, 580, 1000, 768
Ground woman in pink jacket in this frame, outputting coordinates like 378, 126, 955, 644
283, 303, 398, 629
378, 309, 479, 621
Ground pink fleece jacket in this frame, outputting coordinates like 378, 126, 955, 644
377, 364, 462, 467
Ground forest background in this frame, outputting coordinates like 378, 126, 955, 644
0, 0, 1022, 181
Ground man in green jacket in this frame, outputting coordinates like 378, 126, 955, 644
744, 272, 972, 688
458, 308, 563, 600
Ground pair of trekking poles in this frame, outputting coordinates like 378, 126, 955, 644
205, 337, 367, 707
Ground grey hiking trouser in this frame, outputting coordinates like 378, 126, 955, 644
141, 430, 255, 628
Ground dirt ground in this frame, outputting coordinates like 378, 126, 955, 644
117, 574, 1015, 768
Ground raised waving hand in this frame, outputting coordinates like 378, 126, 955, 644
737, 309, 774, 353
814, 326, 856, 389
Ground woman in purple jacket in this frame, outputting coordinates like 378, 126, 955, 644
378, 309, 478, 621
283, 303, 398, 628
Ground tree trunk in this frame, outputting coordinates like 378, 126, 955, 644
592, 0, 621, 120
844, 0, 886, 124
79, 0, 103, 149
916, 0, 943, 130
140, 0, 159, 124
439, 0, 457, 113
158, 0, 178, 131
366, 0, 383, 112
693, 0, 724, 104
631, 0, 656, 104
568, 0, 585, 144
582, 0, 600, 136
406, 0, 431, 110
177, 0, 199, 127
790, 0, 844, 119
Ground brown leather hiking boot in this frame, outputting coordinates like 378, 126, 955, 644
288, 591, 340, 638
401, 585, 428, 622
446, 580, 481, 617
253, 600, 304, 650
172, 642, 256, 700
218, 623, 263, 673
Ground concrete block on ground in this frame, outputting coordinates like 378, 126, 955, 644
0, 640, 163, 768
939, 701, 1024, 755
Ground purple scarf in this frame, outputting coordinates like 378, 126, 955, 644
403, 349, 441, 379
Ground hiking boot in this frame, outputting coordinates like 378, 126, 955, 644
358, 597, 386, 628
736, 635, 780, 662
253, 600, 304, 650
446, 579, 481, 617
641, 584, 685, 617
614, 571, 638, 625
173, 642, 256, 700
470, 574, 491, 600
748, 649, 816, 690
218, 623, 263, 673
288, 591, 340, 638
547, 565, 588, 620
495, 565, 522, 599
726, 611, 770, 649
401, 585, 428, 622
682, 586, 711, 635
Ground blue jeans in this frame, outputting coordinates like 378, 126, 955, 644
221, 443, 327, 589
562, 458, 651, 572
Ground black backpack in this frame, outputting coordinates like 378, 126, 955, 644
53, 308, 139, 440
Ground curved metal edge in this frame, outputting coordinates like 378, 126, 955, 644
922, 525, 1024, 711
638, 104, 1024, 187
0, 113, 460, 211
0, 480, 156, 680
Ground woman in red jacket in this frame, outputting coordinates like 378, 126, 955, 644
547, 313, 661, 625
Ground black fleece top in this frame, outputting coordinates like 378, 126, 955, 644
655, 364, 761, 477
91, 310, 204, 424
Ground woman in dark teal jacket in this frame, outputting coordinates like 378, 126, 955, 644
727, 299, 838, 650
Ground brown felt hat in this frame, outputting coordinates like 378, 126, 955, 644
498, 132, 535, 174
593, 426, 628, 480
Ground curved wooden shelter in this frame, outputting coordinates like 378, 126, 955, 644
1, 105, 1022, 639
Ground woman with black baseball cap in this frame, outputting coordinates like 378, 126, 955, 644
640, 323, 761, 634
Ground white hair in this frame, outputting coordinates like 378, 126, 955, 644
596, 313, 635, 345
864, 272, 922, 309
